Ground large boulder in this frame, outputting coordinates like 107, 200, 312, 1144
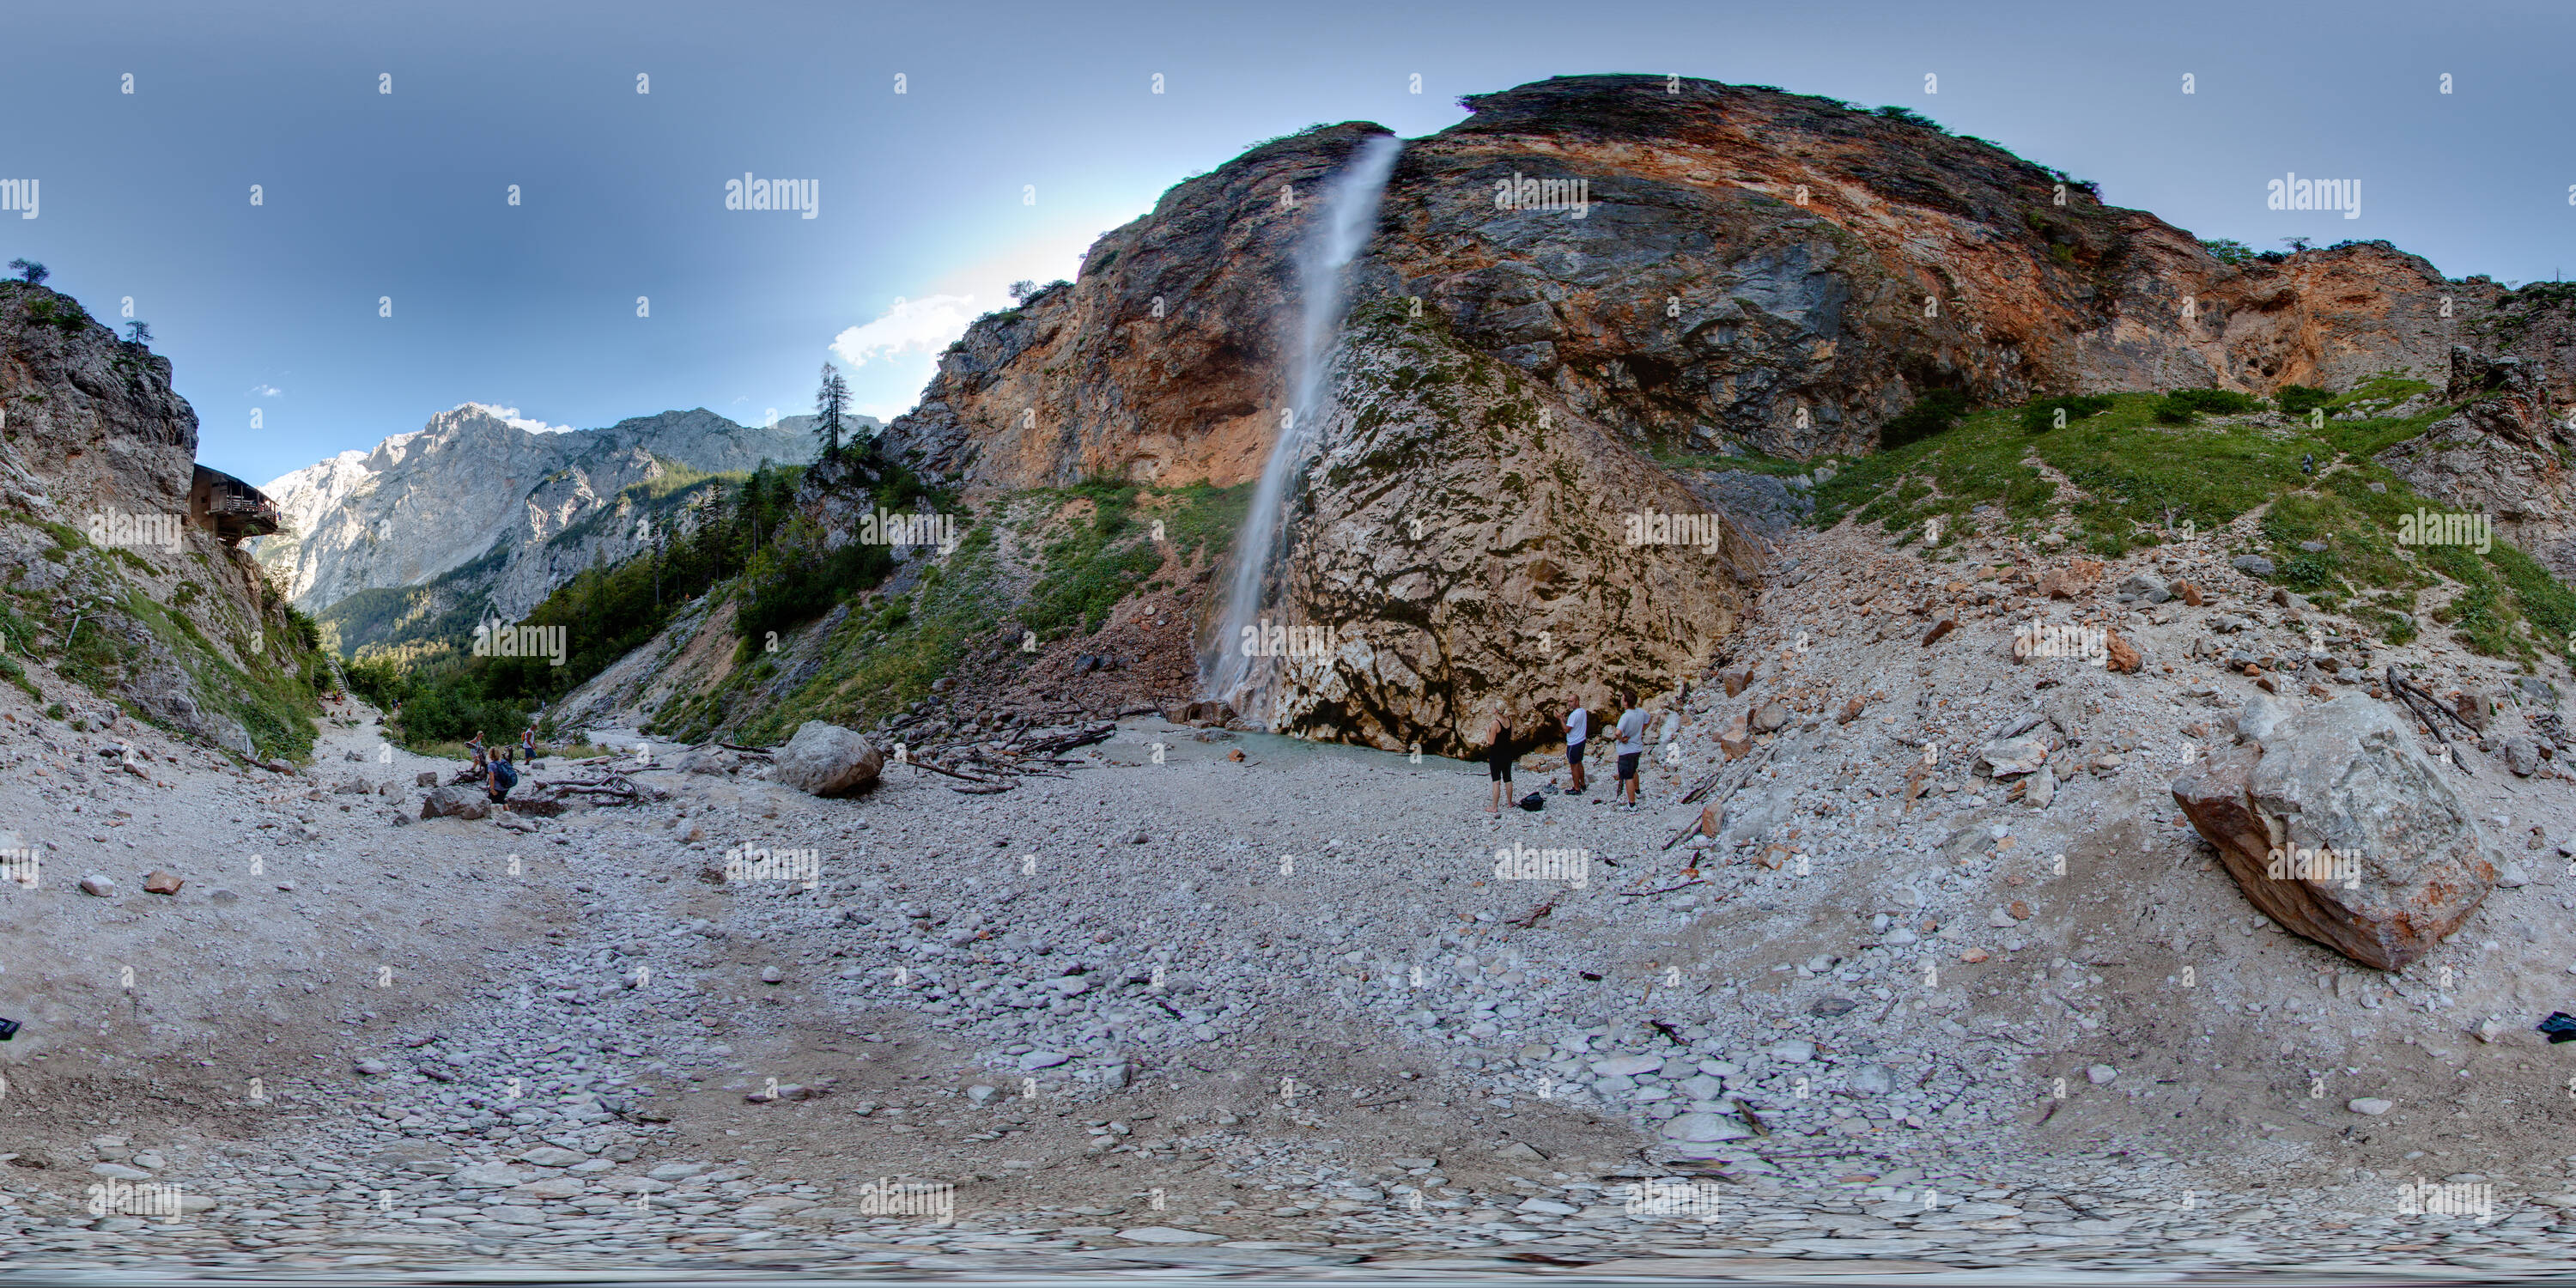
2171, 696, 2499, 969
773, 722, 884, 798
419, 786, 490, 821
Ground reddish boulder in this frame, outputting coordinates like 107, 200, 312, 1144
2171, 697, 2497, 969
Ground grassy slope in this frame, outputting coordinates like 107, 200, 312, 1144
3, 515, 328, 758
652, 478, 1247, 744
1803, 386, 2576, 667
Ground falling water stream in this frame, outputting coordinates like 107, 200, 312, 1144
1205, 133, 1404, 714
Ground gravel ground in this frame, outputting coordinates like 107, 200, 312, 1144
8, 519, 2576, 1277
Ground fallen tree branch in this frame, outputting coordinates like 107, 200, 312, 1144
1664, 746, 1772, 849
1012, 722, 1117, 756
900, 757, 1002, 786
1619, 878, 1708, 898
1676, 765, 1728, 805
2387, 666, 2477, 775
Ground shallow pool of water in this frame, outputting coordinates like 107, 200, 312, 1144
1104, 720, 1483, 773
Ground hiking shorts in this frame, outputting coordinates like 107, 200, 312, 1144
1489, 750, 1513, 783
1616, 751, 1642, 782
1566, 740, 1585, 767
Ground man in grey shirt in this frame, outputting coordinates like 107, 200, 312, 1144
1613, 690, 1649, 808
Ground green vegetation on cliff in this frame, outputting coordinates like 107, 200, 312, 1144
649, 477, 1245, 744
350, 458, 929, 747
1, 515, 331, 759
1808, 388, 2576, 665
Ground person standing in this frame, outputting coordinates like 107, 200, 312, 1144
1486, 704, 1516, 816
1563, 695, 1589, 794
521, 723, 539, 768
1613, 690, 1649, 809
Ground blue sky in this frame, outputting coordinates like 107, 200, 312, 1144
9, 0, 2573, 486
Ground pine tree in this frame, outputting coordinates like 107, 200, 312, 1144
815, 363, 850, 464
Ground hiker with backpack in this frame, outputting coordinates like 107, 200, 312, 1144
485, 751, 519, 805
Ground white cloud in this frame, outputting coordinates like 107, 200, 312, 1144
461, 402, 576, 434
830, 295, 979, 368
249, 383, 282, 398
829, 224, 1107, 421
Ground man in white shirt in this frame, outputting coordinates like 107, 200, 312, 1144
1563, 696, 1589, 794
1613, 690, 1649, 808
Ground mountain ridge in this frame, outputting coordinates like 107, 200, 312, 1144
252, 404, 862, 632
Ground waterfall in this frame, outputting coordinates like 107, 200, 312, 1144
1205, 133, 1403, 714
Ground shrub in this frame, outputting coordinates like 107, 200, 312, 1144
1879, 389, 1972, 452
2018, 393, 2115, 434
2275, 385, 2335, 418
2151, 387, 2259, 423
1872, 105, 1946, 133
2200, 238, 2256, 266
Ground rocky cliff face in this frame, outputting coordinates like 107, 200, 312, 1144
882, 78, 2510, 745
0, 282, 328, 757
0, 283, 197, 519
1264, 304, 1761, 751
2376, 347, 2576, 580
253, 406, 844, 625
886, 76, 2506, 486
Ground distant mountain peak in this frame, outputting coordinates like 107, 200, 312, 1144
250, 404, 870, 615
